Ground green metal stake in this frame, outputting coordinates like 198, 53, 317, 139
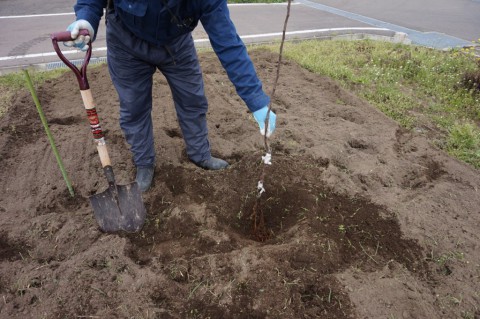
23, 69, 75, 197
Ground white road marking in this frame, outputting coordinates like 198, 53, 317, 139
0, 12, 75, 19
0, 47, 107, 61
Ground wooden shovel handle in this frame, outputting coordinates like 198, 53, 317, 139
51, 31, 112, 171
80, 89, 111, 168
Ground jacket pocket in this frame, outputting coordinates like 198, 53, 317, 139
116, 0, 147, 16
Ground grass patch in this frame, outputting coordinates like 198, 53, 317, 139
446, 123, 480, 167
0, 68, 67, 118
272, 39, 480, 168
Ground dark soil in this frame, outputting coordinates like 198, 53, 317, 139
0, 49, 479, 318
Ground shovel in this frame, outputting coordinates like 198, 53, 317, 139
51, 30, 147, 233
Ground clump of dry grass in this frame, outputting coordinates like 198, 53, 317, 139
461, 68, 480, 93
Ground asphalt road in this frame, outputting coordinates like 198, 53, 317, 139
0, 0, 479, 73
307, 0, 480, 42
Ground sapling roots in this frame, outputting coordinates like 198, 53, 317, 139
250, 200, 271, 242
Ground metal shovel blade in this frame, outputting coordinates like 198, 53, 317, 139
90, 182, 146, 233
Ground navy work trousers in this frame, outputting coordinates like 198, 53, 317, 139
106, 12, 211, 167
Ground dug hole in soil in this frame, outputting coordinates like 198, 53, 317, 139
1, 49, 479, 319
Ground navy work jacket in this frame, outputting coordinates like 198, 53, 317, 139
74, 0, 270, 112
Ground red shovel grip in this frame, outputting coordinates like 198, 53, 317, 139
51, 29, 90, 42
50, 29, 92, 90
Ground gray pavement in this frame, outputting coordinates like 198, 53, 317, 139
0, 0, 75, 15
308, 0, 480, 42
300, 0, 479, 48
0, 1, 479, 74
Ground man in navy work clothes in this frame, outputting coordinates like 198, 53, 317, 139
65, 0, 276, 192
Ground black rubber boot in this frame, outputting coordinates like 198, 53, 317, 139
195, 157, 229, 170
135, 166, 155, 192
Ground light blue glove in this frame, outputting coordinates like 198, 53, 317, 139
253, 106, 276, 137
64, 19, 94, 52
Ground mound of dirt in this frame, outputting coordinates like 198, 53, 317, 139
0, 49, 479, 319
